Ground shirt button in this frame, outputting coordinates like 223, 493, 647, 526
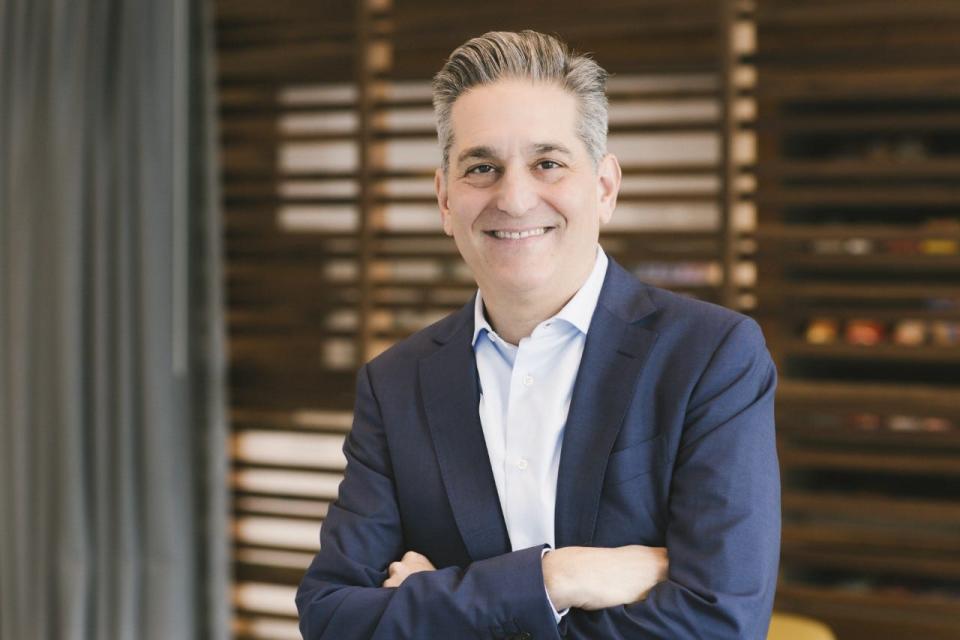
523, 374, 534, 386
518, 458, 528, 470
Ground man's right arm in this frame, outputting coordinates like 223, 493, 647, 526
542, 545, 668, 612
295, 364, 562, 640
542, 318, 781, 639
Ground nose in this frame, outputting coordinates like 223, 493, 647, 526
495, 167, 539, 217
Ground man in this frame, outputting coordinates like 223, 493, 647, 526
297, 30, 780, 639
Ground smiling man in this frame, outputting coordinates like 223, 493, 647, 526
297, 31, 780, 640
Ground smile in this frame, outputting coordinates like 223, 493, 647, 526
486, 227, 554, 240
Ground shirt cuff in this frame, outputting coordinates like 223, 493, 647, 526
540, 547, 570, 623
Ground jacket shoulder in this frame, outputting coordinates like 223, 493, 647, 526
633, 281, 766, 356
647, 284, 751, 328
364, 303, 471, 376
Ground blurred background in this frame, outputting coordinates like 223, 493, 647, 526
2, 1, 959, 639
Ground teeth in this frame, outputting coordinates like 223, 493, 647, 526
492, 227, 547, 240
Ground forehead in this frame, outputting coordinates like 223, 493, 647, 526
449, 79, 583, 157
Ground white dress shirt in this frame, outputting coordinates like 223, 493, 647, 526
472, 247, 608, 618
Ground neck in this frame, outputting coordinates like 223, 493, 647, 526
481, 257, 596, 345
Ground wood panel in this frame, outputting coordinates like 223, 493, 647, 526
214, 1, 752, 637
755, 2, 960, 637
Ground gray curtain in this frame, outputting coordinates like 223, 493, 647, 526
0, 1, 229, 639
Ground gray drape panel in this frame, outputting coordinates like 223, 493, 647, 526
0, 1, 229, 639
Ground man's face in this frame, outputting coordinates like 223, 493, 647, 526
435, 79, 620, 301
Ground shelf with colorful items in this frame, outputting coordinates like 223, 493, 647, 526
773, 378, 960, 446
789, 315, 960, 363
794, 236, 960, 270
781, 409, 956, 439
757, 216, 960, 256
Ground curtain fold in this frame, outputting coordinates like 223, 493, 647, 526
0, 1, 229, 639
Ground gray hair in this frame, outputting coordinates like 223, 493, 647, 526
432, 30, 610, 172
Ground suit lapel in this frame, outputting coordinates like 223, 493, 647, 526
555, 259, 659, 547
419, 303, 511, 561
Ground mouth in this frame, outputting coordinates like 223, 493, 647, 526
484, 226, 555, 240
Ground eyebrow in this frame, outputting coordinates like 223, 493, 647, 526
531, 142, 573, 157
455, 142, 574, 166
456, 145, 498, 165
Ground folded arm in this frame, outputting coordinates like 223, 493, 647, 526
296, 365, 561, 640
298, 317, 779, 639
558, 317, 781, 639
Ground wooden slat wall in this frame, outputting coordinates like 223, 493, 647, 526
753, 2, 960, 639
215, 2, 753, 638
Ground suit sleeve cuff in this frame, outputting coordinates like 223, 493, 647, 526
540, 547, 569, 623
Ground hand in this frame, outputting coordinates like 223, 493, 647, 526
543, 545, 668, 611
382, 551, 437, 588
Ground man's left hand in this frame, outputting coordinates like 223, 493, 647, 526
382, 551, 437, 588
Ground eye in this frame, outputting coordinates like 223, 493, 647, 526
465, 163, 497, 175
537, 159, 562, 170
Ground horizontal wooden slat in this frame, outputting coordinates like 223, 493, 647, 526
757, 1, 960, 25
779, 446, 960, 475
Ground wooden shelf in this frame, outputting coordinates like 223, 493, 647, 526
754, 9, 960, 631
780, 546, 960, 581
779, 445, 960, 476
778, 580, 960, 612
783, 491, 960, 526
755, 224, 960, 240
755, 282, 960, 301
775, 583, 960, 640
783, 340, 960, 363
783, 522, 960, 556
776, 380, 959, 408
757, 158, 960, 178
777, 424, 960, 449
778, 308, 960, 322
774, 254, 960, 270
755, 187, 960, 207
759, 112, 960, 133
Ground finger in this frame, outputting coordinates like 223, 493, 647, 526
403, 551, 434, 569
384, 561, 409, 588
657, 551, 669, 580
402, 550, 437, 571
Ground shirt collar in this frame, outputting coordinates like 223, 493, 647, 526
472, 246, 608, 345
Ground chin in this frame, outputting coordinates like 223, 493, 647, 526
492, 270, 554, 296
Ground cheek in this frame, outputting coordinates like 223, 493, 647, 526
451, 199, 486, 232
549, 181, 598, 222
446, 209, 480, 249
548, 197, 600, 230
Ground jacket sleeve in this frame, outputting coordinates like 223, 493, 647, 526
296, 364, 560, 640
559, 317, 781, 640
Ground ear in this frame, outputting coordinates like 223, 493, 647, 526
596, 153, 622, 225
435, 167, 454, 236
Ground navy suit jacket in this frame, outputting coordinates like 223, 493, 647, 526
297, 258, 780, 639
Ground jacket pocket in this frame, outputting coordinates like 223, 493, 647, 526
604, 433, 664, 486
